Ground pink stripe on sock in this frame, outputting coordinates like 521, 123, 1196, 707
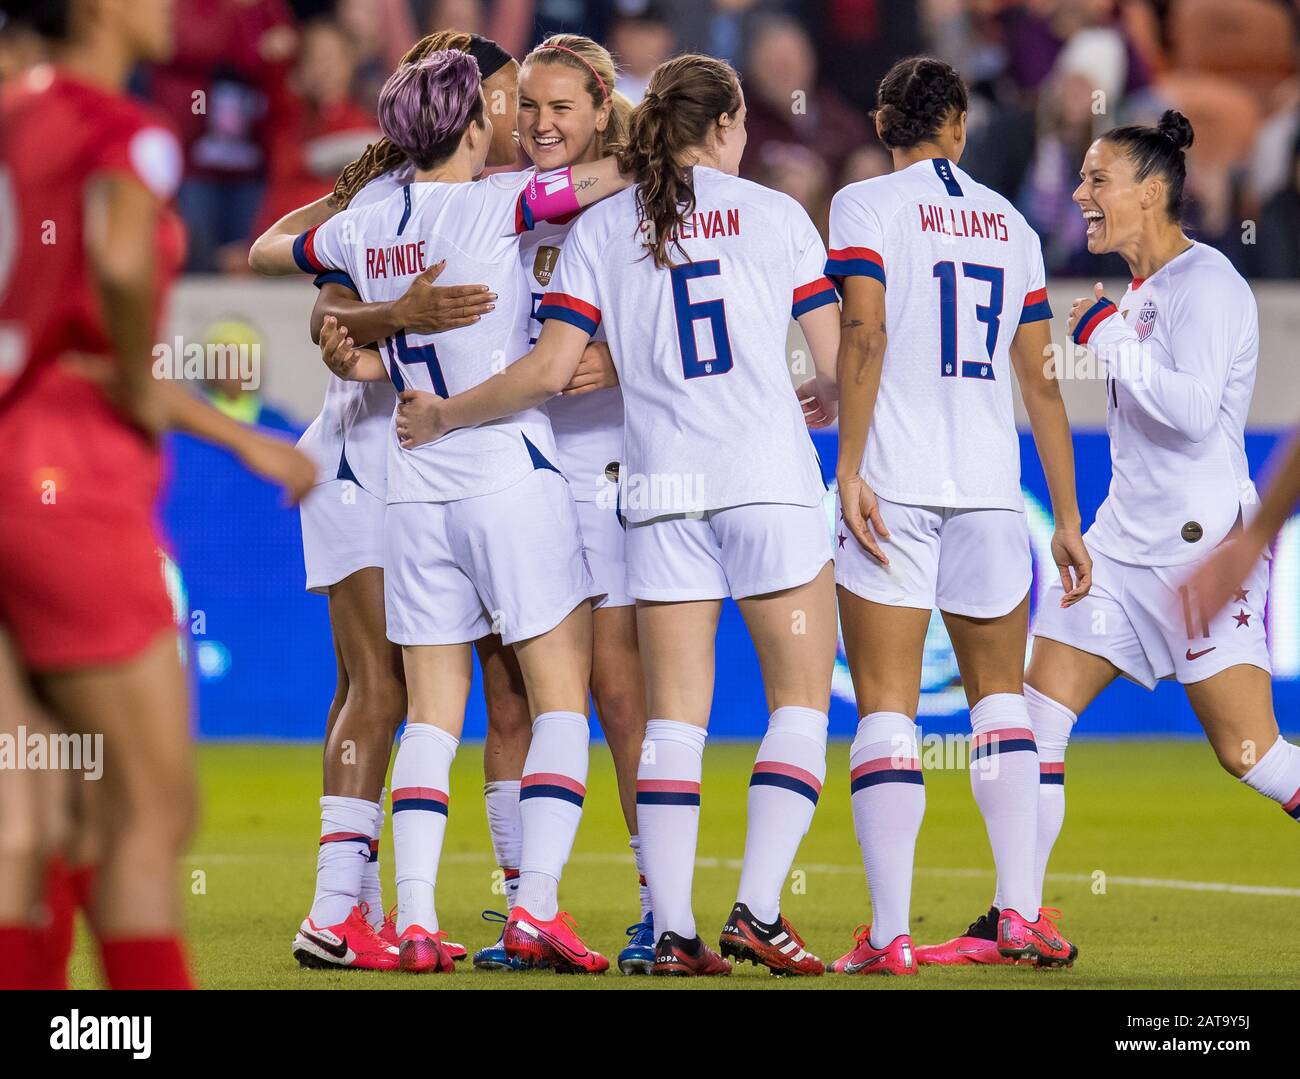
391, 786, 449, 805
636, 779, 701, 794
521, 772, 587, 797
752, 760, 823, 795
850, 757, 919, 782
1040, 762, 1065, 775
973, 727, 1035, 750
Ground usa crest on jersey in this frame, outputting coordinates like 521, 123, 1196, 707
1135, 299, 1158, 341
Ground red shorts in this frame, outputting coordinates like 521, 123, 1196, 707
0, 369, 175, 670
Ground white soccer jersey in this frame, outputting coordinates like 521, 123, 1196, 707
536, 166, 835, 523
827, 157, 1053, 511
295, 170, 561, 504
518, 215, 624, 502
1071, 242, 1259, 566
296, 164, 412, 495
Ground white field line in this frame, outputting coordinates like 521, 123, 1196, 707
186, 850, 1300, 897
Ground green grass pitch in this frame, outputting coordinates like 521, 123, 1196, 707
69, 739, 1300, 989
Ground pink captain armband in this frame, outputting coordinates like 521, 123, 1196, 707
515, 168, 583, 233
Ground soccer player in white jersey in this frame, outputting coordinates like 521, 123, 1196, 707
249, 50, 631, 974
311, 33, 657, 975
955, 112, 1299, 963
252, 31, 513, 972
397, 54, 842, 977
826, 57, 1090, 974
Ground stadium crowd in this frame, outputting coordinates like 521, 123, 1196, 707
4, 0, 1299, 278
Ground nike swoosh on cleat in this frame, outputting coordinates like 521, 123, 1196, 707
1185, 646, 1216, 661
844, 953, 887, 974
300, 930, 349, 960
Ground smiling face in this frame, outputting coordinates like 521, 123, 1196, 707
1073, 137, 1151, 255
517, 60, 607, 170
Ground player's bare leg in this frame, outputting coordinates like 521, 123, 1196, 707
497, 602, 607, 972
36, 630, 196, 988
834, 590, 930, 974
293, 568, 408, 972
0, 630, 59, 987
717, 562, 836, 975
1186, 664, 1299, 822
633, 598, 730, 975
473, 632, 532, 969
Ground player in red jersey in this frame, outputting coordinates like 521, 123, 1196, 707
0, 0, 313, 990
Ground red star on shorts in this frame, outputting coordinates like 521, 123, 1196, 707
1233, 609, 1251, 628
838, 532, 847, 548
1233, 588, 1249, 603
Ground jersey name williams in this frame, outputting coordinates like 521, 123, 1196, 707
366, 240, 428, 279
918, 204, 1010, 243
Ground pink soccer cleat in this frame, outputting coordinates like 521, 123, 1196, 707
829, 924, 917, 976
915, 907, 1033, 967
397, 924, 456, 973
997, 907, 1077, 968
291, 905, 399, 971
503, 907, 609, 974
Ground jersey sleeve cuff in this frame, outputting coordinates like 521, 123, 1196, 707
293, 226, 330, 274
536, 293, 601, 336
313, 269, 358, 292
824, 247, 886, 288
1019, 287, 1052, 324
1071, 297, 1118, 346
792, 277, 839, 318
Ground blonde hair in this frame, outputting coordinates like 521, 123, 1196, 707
524, 33, 631, 156
331, 30, 475, 206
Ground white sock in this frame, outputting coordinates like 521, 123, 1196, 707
629, 834, 651, 923
850, 712, 924, 948
391, 724, 458, 935
1241, 735, 1300, 821
359, 789, 386, 929
309, 795, 379, 927
516, 711, 589, 921
484, 779, 522, 911
636, 719, 706, 940
736, 706, 828, 924
970, 693, 1039, 920
1025, 685, 1074, 909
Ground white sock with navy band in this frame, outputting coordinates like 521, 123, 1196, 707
970, 693, 1040, 921
310, 795, 380, 928
850, 712, 924, 948
391, 724, 457, 935
516, 711, 590, 921
636, 719, 707, 941
736, 706, 828, 923
359, 790, 386, 929
484, 779, 522, 911
1241, 735, 1300, 821
1027, 685, 1074, 907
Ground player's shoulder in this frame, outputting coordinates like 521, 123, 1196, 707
830, 172, 907, 217
1170, 242, 1248, 292
569, 183, 638, 238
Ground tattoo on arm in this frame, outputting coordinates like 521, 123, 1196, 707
572, 177, 598, 193
841, 319, 864, 329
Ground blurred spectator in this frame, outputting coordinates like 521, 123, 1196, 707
201, 320, 298, 434
141, 0, 298, 273
337, 0, 419, 109
611, 4, 675, 101
1253, 128, 1300, 278
803, 0, 925, 112
838, 142, 891, 187
740, 13, 869, 208
252, 17, 380, 240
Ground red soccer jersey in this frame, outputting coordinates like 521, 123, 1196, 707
0, 65, 185, 412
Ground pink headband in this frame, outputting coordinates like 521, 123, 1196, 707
539, 43, 609, 101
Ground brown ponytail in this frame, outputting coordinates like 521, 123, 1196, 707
331, 30, 475, 207
617, 54, 742, 268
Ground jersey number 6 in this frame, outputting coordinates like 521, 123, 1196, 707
932, 261, 1004, 380
670, 260, 734, 379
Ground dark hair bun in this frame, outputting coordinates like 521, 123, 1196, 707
1157, 109, 1194, 152
874, 56, 969, 150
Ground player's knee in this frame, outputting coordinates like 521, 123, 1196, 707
347, 675, 408, 731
